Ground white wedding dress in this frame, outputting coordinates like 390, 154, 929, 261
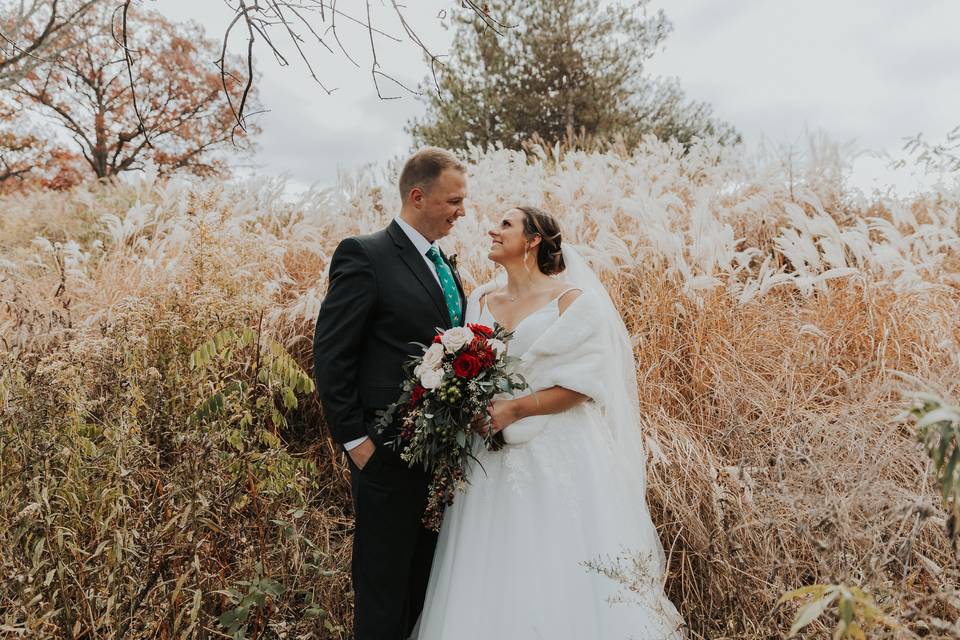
413, 248, 684, 640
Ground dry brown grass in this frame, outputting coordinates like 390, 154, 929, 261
1, 139, 958, 638
617, 269, 959, 637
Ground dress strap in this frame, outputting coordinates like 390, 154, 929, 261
554, 287, 583, 316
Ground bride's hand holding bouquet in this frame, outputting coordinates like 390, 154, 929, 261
377, 323, 526, 531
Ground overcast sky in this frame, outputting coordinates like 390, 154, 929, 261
157, 0, 960, 194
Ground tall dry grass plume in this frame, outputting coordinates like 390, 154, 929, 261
1, 138, 958, 638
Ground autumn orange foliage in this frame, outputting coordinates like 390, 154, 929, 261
4, 3, 256, 190
0, 99, 84, 194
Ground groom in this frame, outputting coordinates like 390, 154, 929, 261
313, 147, 468, 640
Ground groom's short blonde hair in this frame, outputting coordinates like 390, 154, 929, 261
399, 147, 466, 204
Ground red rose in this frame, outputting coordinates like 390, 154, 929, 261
453, 353, 482, 379
470, 337, 496, 368
410, 384, 426, 405
432, 333, 443, 344
468, 323, 494, 338
480, 348, 495, 368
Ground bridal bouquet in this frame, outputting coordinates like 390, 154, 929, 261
377, 323, 527, 531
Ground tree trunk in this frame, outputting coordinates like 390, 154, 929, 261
93, 92, 108, 178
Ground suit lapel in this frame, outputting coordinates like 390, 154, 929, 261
387, 221, 451, 329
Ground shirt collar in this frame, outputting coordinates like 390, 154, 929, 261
394, 216, 437, 257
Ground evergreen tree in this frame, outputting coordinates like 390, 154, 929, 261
408, 0, 740, 151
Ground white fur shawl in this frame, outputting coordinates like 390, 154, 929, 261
498, 290, 613, 444
517, 289, 609, 406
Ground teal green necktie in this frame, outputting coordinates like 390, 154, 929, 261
426, 246, 463, 327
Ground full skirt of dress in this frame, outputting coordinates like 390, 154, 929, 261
413, 401, 684, 640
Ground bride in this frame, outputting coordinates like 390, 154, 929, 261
413, 206, 684, 640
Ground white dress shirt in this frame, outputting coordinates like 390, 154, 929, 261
344, 217, 441, 451
394, 215, 442, 285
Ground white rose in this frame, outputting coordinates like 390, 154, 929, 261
419, 367, 444, 390
421, 342, 445, 370
440, 326, 474, 353
488, 338, 506, 357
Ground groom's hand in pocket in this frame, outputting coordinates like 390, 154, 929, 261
348, 438, 376, 470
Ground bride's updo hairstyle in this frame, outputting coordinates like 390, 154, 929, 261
515, 206, 565, 275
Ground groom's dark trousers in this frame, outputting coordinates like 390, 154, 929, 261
313, 220, 465, 640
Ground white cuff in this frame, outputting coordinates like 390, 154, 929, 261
343, 436, 369, 451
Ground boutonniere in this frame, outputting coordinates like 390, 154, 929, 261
448, 253, 459, 271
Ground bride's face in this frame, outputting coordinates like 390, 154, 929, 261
488, 208, 532, 265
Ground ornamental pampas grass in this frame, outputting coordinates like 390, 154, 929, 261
1, 136, 958, 638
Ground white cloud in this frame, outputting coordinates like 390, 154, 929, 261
154, 0, 959, 192
647, 0, 960, 154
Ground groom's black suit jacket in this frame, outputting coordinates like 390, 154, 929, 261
313, 220, 466, 446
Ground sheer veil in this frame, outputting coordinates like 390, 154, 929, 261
560, 245, 644, 473
559, 244, 667, 580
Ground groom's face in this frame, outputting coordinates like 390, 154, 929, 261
414, 168, 468, 242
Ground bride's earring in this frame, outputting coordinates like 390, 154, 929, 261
523, 244, 531, 275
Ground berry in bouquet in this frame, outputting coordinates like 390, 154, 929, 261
377, 323, 527, 531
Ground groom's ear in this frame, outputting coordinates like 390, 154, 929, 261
408, 186, 425, 208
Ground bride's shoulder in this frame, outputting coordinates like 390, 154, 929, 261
551, 281, 583, 315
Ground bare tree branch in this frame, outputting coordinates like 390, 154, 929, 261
235, 0, 258, 132
328, 0, 359, 68
119, 1, 503, 129
117, 0, 150, 146
217, 7, 253, 132
93, 1, 508, 143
